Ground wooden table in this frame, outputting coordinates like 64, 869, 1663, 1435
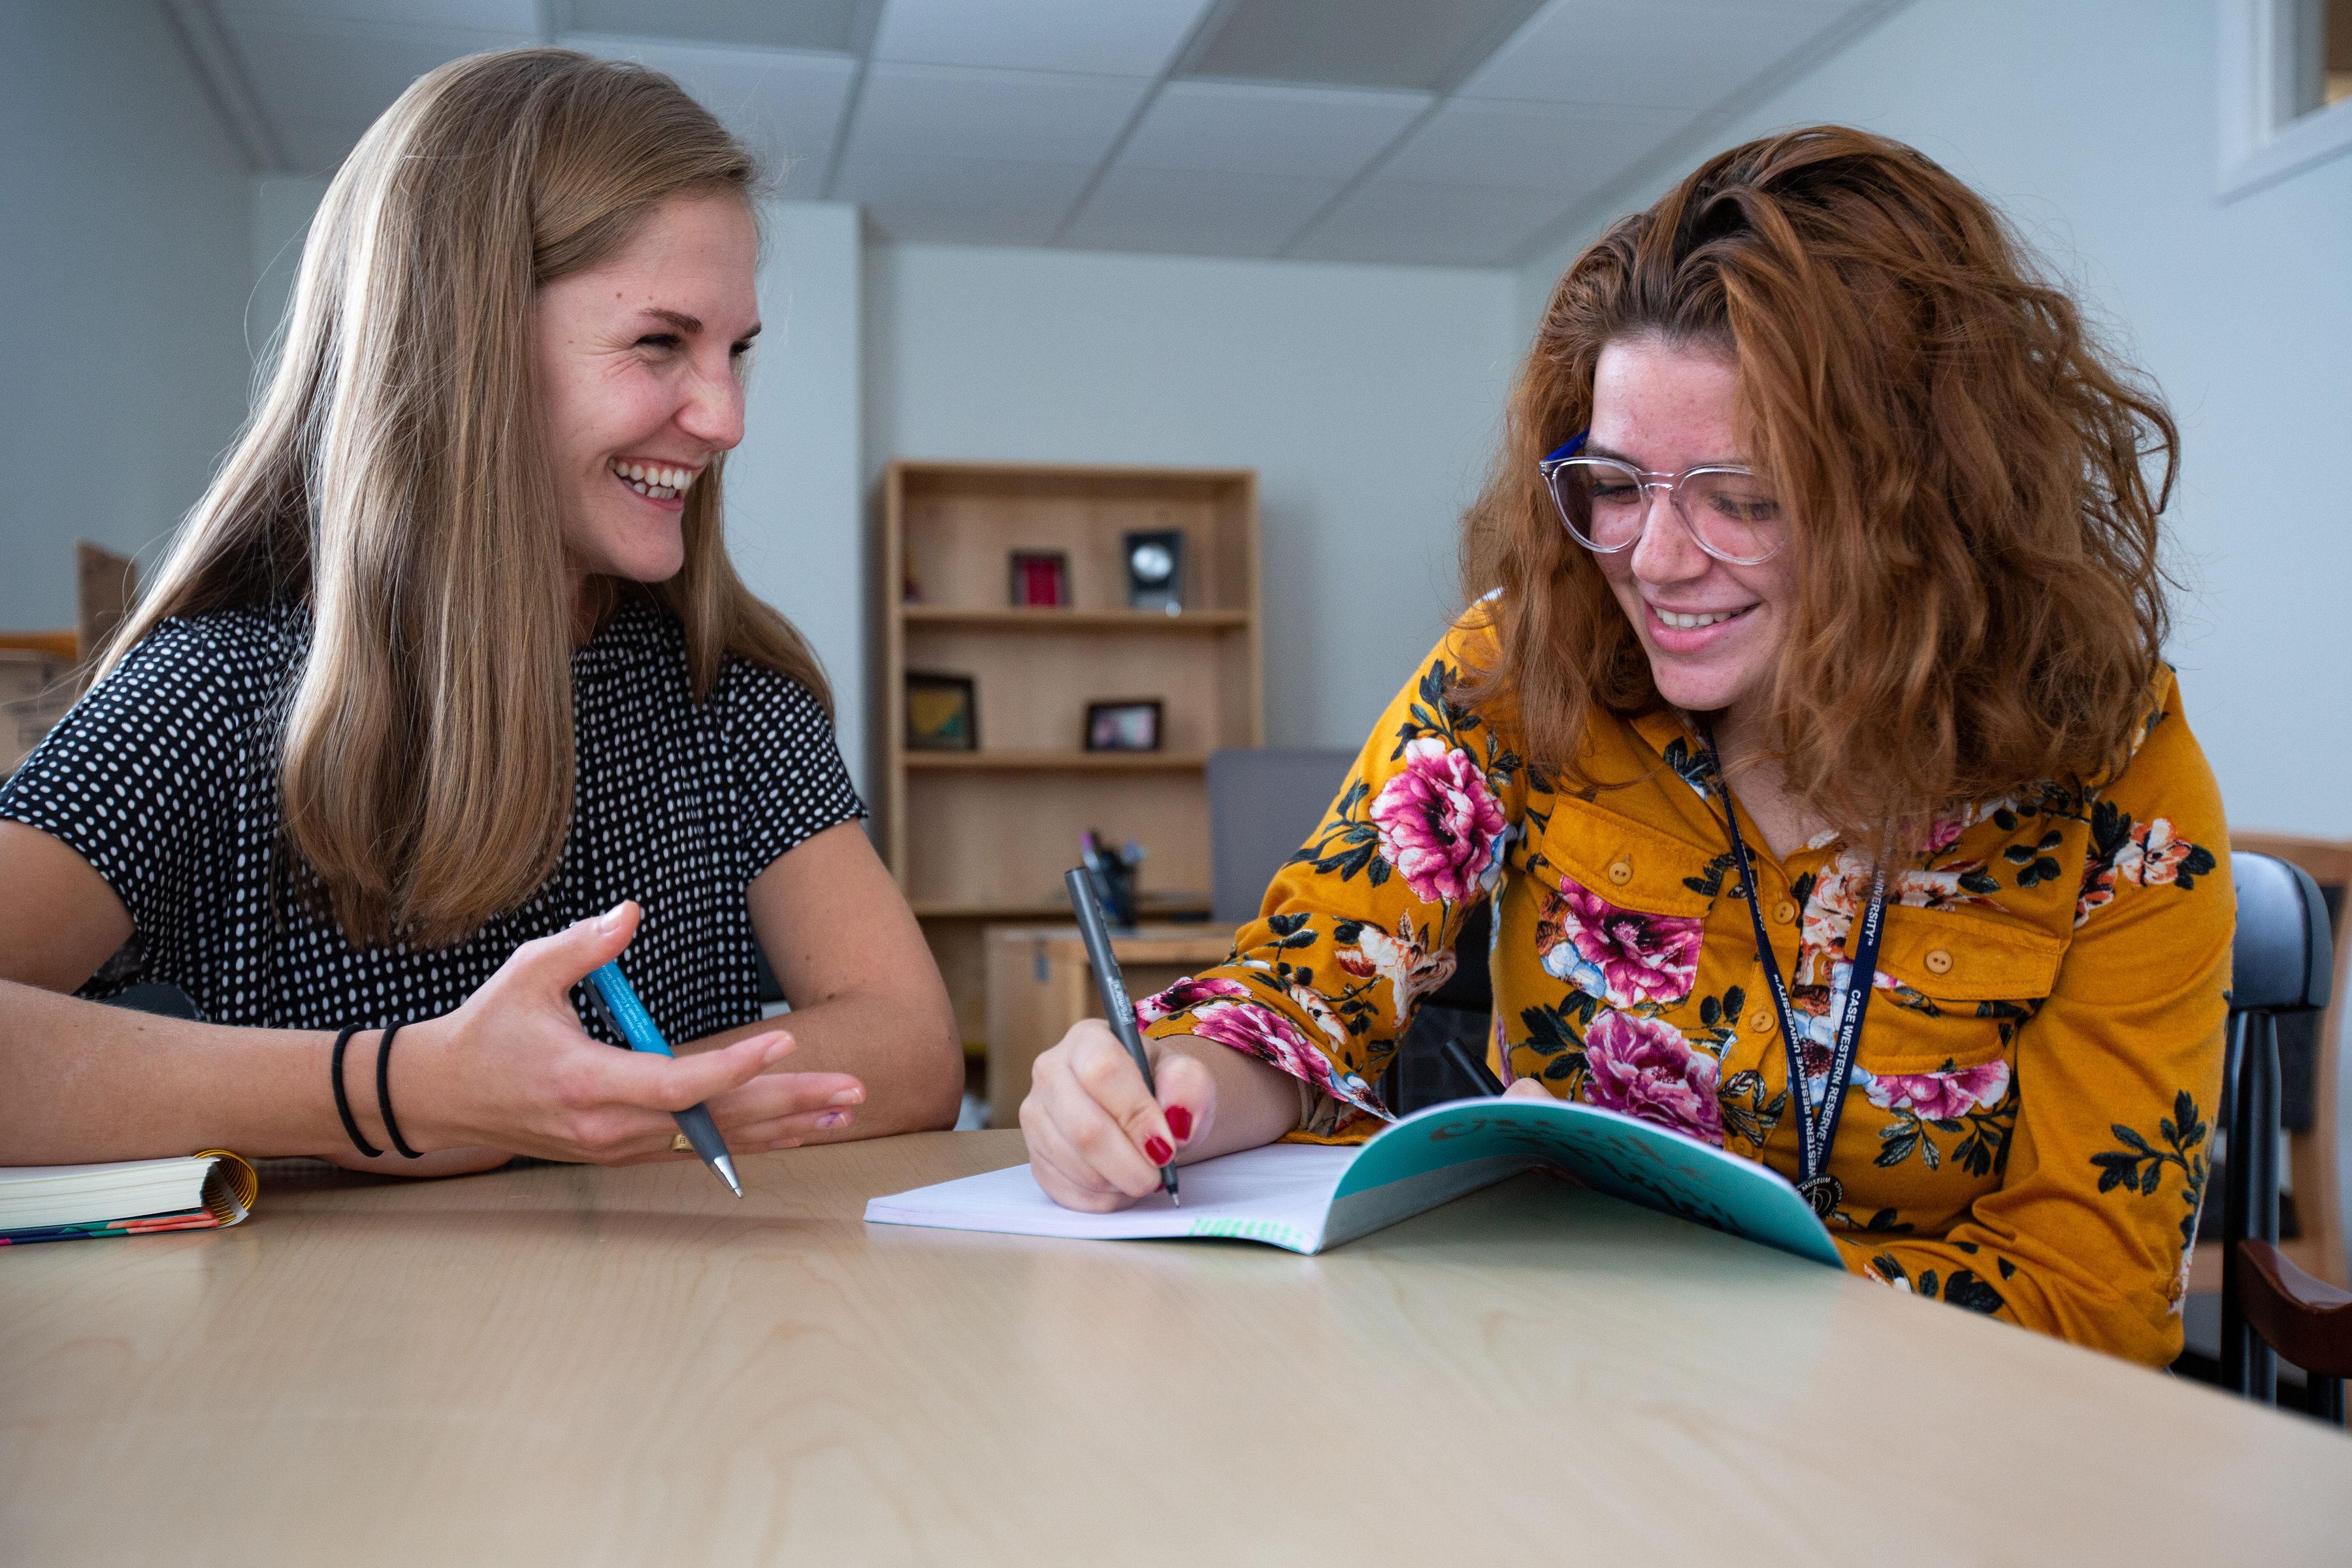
5, 1133, 2349, 1565
984, 923, 1233, 1126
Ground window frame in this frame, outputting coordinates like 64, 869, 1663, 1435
2219, 0, 2352, 197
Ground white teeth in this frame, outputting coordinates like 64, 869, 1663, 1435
609, 459, 698, 498
1657, 607, 1741, 630
608, 460, 700, 503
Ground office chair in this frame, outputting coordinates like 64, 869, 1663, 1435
2219, 850, 2345, 1423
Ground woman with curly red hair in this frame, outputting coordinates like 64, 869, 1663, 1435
1022, 125, 2230, 1366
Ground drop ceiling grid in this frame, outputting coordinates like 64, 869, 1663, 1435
191, 0, 1893, 267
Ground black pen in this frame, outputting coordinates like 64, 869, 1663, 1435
1063, 866, 1179, 1205
1439, 1034, 1509, 1099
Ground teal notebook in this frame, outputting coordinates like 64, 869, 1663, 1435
866, 1097, 1843, 1266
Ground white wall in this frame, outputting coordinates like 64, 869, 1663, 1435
0, 0, 255, 629
864, 243, 1522, 751
1514, 0, 2352, 837
728, 203, 868, 796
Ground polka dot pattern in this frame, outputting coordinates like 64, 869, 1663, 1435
0, 599, 862, 1044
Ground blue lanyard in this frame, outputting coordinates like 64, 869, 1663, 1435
1703, 734, 1887, 1218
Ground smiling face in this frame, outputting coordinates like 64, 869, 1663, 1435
1586, 336, 1790, 730
533, 191, 759, 596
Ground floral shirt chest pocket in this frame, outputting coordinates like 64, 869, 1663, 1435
1846, 906, 2064, 1190
1524, 811, 1722, 1015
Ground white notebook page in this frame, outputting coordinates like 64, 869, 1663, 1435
864, 1144, 1361, 1253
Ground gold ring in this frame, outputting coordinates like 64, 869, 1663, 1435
671, 1132, 693, 1154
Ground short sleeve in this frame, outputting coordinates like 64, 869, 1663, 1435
0, 617, 272, 939
717, 656, 866, 877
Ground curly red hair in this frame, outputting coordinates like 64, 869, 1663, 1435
1458, 125, 2177, 845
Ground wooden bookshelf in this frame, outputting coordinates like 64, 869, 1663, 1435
880, 461, 1263, 1048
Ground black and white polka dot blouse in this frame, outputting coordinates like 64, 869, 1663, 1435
0, 598, 863, 1044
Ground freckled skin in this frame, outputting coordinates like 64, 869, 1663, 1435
532, 193, 760, 598
1588, 339, 1819, 851
1588, 339, 1792, 721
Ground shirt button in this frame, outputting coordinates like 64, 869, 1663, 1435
1772, 898, 1798, 924
1746, 1007, 1776, 1035
1607, 857, 1633, 886
1924, 948, 1954, 977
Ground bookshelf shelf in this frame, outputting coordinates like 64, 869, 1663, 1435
904, 750, 1211, 773
881, 460, 1262, 1048
900, 607, 1250, 633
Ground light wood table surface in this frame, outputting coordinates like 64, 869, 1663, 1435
5, 1132, 2349, 1566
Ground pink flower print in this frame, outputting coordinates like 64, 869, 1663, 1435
1133, 975, 1250, 1027
1367, 738, 1507, 906
1919, 815, 1967, 857
1579, 1009, 1723, 1146
1534, 875, 1701, 1009
2127, 819, 2193, 887
1186, 998, 1375, 1113
1861, 1059, 2011, 1120
1335, 912, 1458, 1015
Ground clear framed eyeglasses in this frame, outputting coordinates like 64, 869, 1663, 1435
1539, 432, 1787, 566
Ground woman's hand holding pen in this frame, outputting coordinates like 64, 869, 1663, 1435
385, 902, 869, 1166
1021, 1019, 1209, 1212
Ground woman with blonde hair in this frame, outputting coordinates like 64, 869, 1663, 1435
0, 50, 962, 1171
1022, 126, 2230, 1366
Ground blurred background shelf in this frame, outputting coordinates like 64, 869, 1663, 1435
900, 607, 1250, 633
904, 750, 1211, 772
880, 460, 1262, 1051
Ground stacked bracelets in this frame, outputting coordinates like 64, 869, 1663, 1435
329, 1021, 423, 1160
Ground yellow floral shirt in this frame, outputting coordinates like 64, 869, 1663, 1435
1141, 617, 2231, 1366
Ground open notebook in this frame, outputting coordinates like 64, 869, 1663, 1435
868, 1098, 1843, 1265
0, 1151, 258, 1245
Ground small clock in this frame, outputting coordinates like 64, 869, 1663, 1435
1123, 529, 1183, 613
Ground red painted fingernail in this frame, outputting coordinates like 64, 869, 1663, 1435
1143, 1136, 1173, 1165
1165, 1106, 1194, 1141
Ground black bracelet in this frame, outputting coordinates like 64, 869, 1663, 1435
330, 1024, 383, 1158
374, 1021, 423, 1160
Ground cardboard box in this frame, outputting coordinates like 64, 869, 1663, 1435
3, 695, 71, 776
0, 647, 68, 706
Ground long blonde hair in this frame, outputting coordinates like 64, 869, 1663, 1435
107, 49, 830, 947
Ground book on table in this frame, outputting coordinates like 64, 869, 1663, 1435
865, 1096, 1843, 1264
0, 1151, 258, 1246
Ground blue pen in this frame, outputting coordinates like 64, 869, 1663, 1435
585, 962, 743, 1198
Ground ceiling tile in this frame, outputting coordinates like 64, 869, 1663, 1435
1184, 0, 1547, 92
1377, 99, 1682, 197
218, 1, 538, 29
1062, 165, 1341, 257
1460, 0, 1857, 112
560, 35, 856, 197
834, 154, 1095, 246
1287, 176, 1569, 267
222, 16, 535, 132
566, 0, 862, 54
874, 0, 1213, 76
1117, 80, 1428, 180
844, 63, 1151, 168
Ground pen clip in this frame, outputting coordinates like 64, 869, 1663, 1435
578, 978, 625, 1045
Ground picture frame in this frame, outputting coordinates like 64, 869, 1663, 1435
1008, 550, 1070, 608
1084, 698, 1163, 753
906, 672, 978, 751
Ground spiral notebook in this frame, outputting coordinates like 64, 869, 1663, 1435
866, 1098, 1843, 1264
0, 1150, 258, 1246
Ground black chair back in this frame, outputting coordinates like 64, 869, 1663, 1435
2221, 851, 2334, 1402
